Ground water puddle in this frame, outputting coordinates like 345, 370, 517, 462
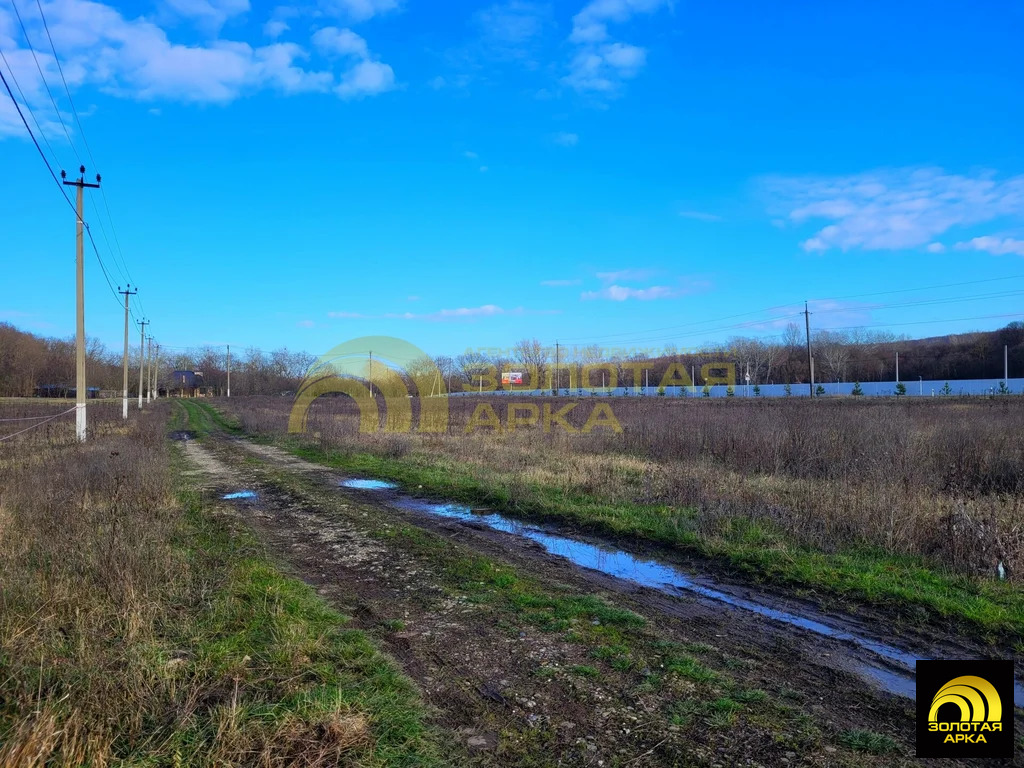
388, 495, 1024, 706
223, 490, 258, 500
341, 479, 398, 490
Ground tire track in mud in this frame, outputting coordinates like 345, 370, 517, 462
176, 431, 1006, 767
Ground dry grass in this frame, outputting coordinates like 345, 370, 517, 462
222, 395, 1024, 578
0, 401, 441, 767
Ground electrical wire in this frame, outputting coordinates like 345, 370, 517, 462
0, 53, 76, 213
816, 312, 1024, 333
0, 42, 62, 171
815, 274, 1024, 303
11, 1, 142, 309
0, 411, 72, 421
0, 406, 76, 442
8, 0, 80, 163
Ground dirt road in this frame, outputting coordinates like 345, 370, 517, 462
176, 424, 1017, 767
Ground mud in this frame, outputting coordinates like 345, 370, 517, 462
177, 430, 1021, 766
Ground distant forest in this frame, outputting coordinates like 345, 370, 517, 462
0, 323, 315, 398
1, 321, 1022, 398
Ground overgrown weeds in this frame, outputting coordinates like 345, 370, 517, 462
0, 402, 442, 766
213, 396, 1024, 636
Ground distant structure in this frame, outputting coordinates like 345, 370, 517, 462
170, 370, 208, 398
35, 384, 100, 399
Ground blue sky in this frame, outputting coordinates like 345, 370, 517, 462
2, 0, 1023, 359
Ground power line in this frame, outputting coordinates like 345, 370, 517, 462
32, 0, 93, 165
815, 274, 1024, 303
555, 277, 1024, 350
817, 313, 1024, 334
15, 0, 140, 304
0, 43, 62, 170
812, 289, 1024, 316
0, 406, 76, 442
556, 301, 799, 344
8, 0, 80, 162
0, 54, 76, 213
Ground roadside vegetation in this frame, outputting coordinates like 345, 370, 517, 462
0, 400, 442, 767
213, 396, 1024, 640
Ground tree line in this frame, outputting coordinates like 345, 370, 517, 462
0, 323, 316, 397
2, 320, 1021, 398
417, 322, 1024, 391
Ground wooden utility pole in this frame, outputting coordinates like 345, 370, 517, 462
226, 344, 231, 397
153, 342, 160, 399
62, 165, 100, 441
804, 301, 813, 398
137, 320, 148, 409
118, 286, 137, 420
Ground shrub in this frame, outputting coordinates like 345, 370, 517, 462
851, 382, 863, 396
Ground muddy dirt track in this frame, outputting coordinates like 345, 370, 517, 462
176, 426, 1021, 767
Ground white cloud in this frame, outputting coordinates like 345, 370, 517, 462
479, 165, 489, 173
161, 0, 250, 29
563, 0, 666, 93
335, 59, 395, 98
553, 131, 578, 146
476, 2, 548, 46
925, 242, 946, 253
427, 75, 446, 89
679, 210, 723, 222
296, 319, 316, 327
330, 305, 559, 321
324, 0, 399, 22
0, 0, 395, 125
463, 150, 478, 159
570, 0, 666, 42
540, 278, 582, 286
581, 284, 679, 301
762, 167, 1024, 252
597, 268, 658, 283
312, 26, 369, 58
954, 236, 1024, 257
263, 19, 289, 38
564, 43, 646, 92
328, 311, 367, 318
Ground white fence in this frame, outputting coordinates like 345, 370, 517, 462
450, 378, 1024, 398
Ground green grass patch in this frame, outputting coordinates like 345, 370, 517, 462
167, 444, 444, 767
837, 728, 900, 755
233, 419, 1024, 640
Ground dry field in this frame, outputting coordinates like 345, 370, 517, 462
223, 394, 1024, 579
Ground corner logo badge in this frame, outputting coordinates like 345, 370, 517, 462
288, 336, 448, 435
916, 660, 1015, 758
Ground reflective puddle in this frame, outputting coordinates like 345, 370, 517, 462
341, 479, 398, 490
388, 495, 1024, 706
223, 490, 258, 500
